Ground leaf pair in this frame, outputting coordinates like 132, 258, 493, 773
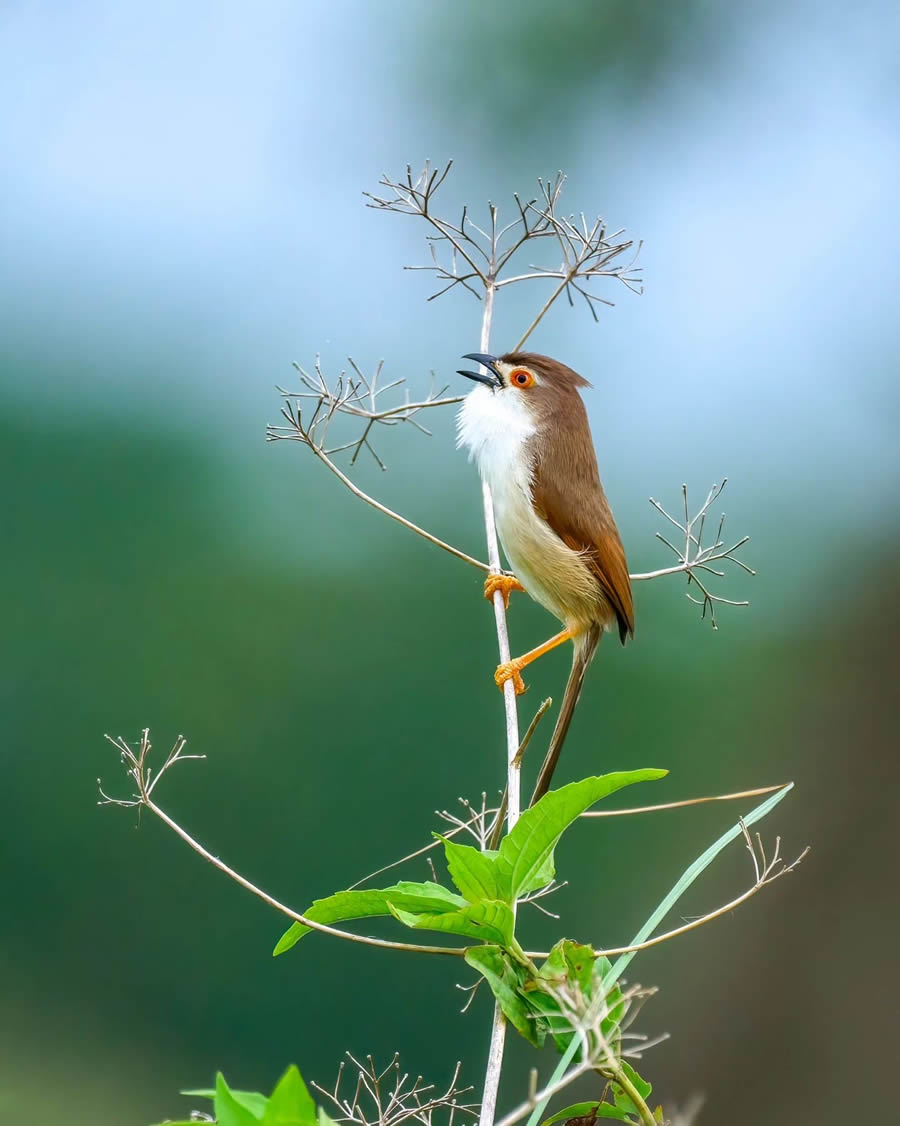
274, 770, 666, 956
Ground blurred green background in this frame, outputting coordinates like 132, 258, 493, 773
2, 2, 897, 1124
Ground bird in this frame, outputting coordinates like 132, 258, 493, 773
456, 351, 633, 804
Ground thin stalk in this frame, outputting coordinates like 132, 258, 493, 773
478, 273, 523, 1126
308, 441, 490, 572
512, 271, 574, 352
144, 797, 464, 957
606, 1063, 656, 1126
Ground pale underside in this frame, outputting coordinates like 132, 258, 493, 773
457, 385, 616, 643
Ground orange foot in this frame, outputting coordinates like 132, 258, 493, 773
484, 572, 525, 610
494, 657, 528, 696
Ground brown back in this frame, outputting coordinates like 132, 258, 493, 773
503, 352, 634, 642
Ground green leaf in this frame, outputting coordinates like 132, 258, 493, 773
497, 772, 667, 899
215, 1073, 266, 1126
318, 1107, 337, 1126
540, 1101, 635, 1124
519, 850, 555, 896
182, 1088, 267, 1117
439, 837, 505, 902
465, 945, 542, 1046
541, 1101, 601, 1126
390, 900, 514, 946
526, 939, 602, 1052
262, 1065, 317, 1126
273, 881, 466, 955
611, 1062, 652, 1117
537, 939, 595, 996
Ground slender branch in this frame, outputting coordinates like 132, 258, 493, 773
488, 698, 553, 851
270, 404, 489, 573
148, 795, 467, 956
348, 802, 501, 891
100, 733, 466, 959
630, 562, 701, 582
512, 272, 575, 352
580, 783, 787, 818
477, 269, 521, 1126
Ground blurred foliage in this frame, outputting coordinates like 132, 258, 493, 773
423, 0, 735, 142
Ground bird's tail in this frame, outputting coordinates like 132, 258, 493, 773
529, 624, 602, 806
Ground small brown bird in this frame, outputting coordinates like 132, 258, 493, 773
456, 351, 633, 803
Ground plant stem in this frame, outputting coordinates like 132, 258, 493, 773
478, 274, 523, 1126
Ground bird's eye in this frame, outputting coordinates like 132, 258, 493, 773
509, 368, 535, 389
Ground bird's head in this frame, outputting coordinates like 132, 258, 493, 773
457, 351, 591, 404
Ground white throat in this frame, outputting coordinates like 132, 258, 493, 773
456, 385, 536, 495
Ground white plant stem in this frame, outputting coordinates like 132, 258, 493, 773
477, 278, 522, 1126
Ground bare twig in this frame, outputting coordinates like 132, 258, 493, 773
366, 163, 641, 348
100, 732, 468, 959
271, 357, 463, 468
436, 793, 496, 851
633, 480, 755, 628
313, 1053, 479, 1126
580, 783, 786, 818
348, 801, 502, 892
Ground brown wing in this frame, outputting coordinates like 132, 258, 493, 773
529, 409, 634, 644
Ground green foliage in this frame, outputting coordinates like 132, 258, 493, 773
157, 1066, 331, 1126
144, 772, 798, 1126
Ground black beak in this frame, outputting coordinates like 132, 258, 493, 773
457, 352, 501, 389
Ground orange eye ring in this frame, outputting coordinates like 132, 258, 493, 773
509, 368, 535, 389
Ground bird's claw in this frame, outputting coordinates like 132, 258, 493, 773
494, 658, 527, 696
484, 572, 525, 611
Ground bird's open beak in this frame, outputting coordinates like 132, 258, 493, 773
457, 352, 501, 389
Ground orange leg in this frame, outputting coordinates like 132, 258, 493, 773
495, 628, 574, 696
483, 572, 526, 610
